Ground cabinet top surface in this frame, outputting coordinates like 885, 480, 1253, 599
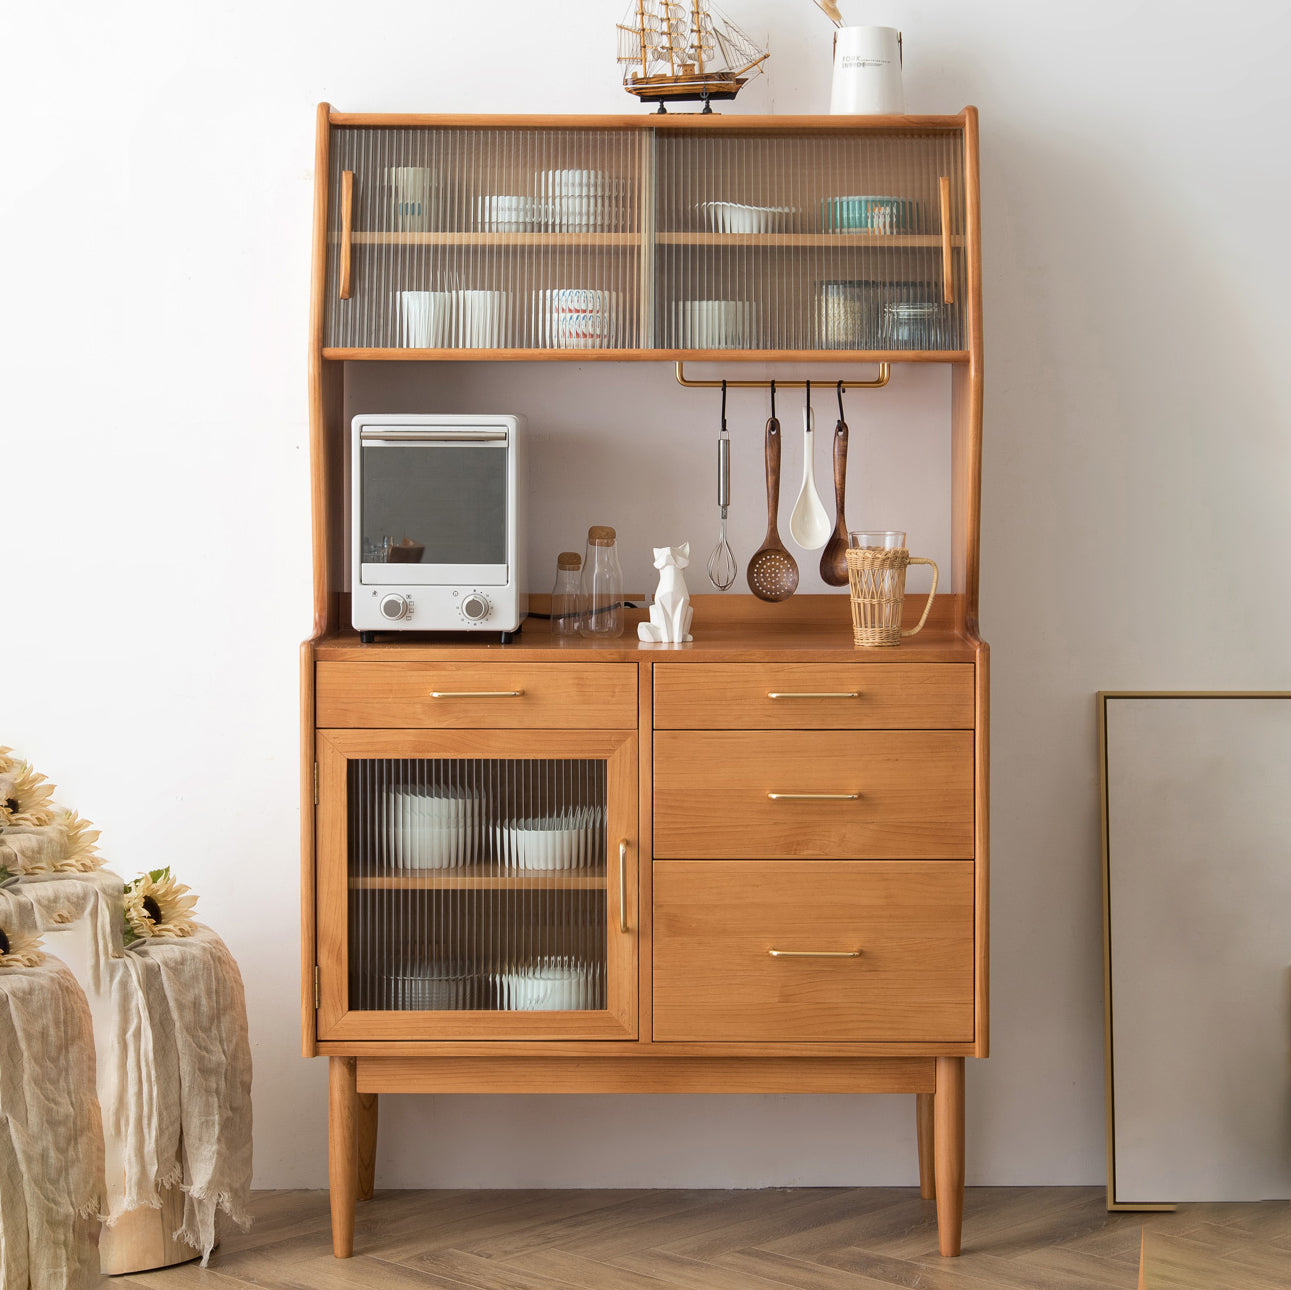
310, 596, 982, 663
325, 105, 976, 134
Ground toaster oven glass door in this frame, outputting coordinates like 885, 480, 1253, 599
359, 439, 509, 585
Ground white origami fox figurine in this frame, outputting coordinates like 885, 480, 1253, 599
637, 544, 694, 643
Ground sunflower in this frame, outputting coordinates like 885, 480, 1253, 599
123, 868, 199, 944
54, 811, 104, 873
0, 924, 46, 968
0, 763, 56, 829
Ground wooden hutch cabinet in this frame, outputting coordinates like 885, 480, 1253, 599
303, 103, 986, 1258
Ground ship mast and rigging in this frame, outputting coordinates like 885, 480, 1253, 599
617, 0, 769, 111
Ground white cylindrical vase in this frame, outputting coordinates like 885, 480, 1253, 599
830, 26, 904, 115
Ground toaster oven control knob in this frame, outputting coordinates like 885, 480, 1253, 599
461, 594, 491, 622
379, 593, 410, 622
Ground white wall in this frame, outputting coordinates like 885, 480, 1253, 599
4, 0, 1289, 1189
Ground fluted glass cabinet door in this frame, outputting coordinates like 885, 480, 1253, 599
324, 127, 647, 354
652, 127, 967, 355
315, 729, 638, 1040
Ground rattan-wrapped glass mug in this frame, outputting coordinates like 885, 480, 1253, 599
845, 531, 939, 647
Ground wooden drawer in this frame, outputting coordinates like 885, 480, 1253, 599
654, 663, 975, 730
654, 730, 974, 858
653, 860, 975, 1042
316, 662, 637, 728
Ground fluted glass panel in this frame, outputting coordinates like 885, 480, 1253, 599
653, 128, 966, 352
325, 128, 644, 351
346, 758, 608, 1012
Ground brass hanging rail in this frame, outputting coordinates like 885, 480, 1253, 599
674, 361, 890, 390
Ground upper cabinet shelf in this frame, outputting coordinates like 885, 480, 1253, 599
318, 114, 978, 360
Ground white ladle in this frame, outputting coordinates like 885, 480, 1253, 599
789, 384, 832, 550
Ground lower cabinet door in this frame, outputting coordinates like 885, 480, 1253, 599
315, 728, 638, 1040
653, 860, 974, 1042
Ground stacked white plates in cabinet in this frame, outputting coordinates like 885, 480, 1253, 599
384, 786, 479, 869
534, 289, 620, 349
382, 961, 476, 1010
538, 170, 625, 231
677, 299, 757, 349
497, 957, 599, 1011
496, 805, 604, 870
476, 195, 540, 232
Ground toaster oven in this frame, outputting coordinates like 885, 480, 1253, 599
350, 413, 526, 641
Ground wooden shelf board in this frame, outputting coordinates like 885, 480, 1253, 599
350, 868, 607, 891
321, 347, 969, 363
657, 233, 965, 248
348, 232, 641, 247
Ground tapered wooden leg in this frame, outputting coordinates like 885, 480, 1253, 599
357, 1091, 379, 1202
916, 1092, 936, 1200
328, 1057, 359, 1257
933, 1056, 965, 1256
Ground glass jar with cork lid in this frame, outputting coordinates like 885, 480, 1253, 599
550, 551, 583, 637
578, 526, 624, 639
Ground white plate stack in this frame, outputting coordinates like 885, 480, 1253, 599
534, 289, 620, 349
384, 786, 479, 869
677, 299, 758, 349
538, 170, 624, 232
383, 961, 476, 1009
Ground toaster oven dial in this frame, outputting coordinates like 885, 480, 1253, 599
460, 593, 491, 622
378, 593, 411, 622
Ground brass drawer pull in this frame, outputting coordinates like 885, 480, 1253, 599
767, 792, 860, 801
769, 948, 862, 958
429, 690, 525, 698
766, 691, 860, 699
619, 840, 629, 934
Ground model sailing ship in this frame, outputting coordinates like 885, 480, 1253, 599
618, 0, 769, 111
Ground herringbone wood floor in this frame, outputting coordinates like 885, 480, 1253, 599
115, 1188, 1289, 1289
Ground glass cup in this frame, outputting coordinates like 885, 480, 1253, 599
844, 531, 938, 647
848, 530, 906, 550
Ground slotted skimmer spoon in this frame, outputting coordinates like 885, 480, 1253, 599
788, 380, 832, 551
747, 382, 799, 602
707, 381, 738, 590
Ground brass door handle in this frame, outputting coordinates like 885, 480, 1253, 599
769, 948, 862, 958
619, 840, 629, 934
767, 792, 860, 801
766, 691, 860, 699
939, 175, 954, 305
429, 690, 525, 698
339, 170, 354, 300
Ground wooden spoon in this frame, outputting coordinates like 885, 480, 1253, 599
820, 418, 850, 586
747, 416, 799, 602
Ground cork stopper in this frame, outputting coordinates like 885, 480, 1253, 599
557, 551, 581, 570
587, 525, 617, 547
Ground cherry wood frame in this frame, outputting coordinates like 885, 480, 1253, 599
304, 105, 986, 1260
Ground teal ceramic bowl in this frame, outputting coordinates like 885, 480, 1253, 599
821, 195, 916, 233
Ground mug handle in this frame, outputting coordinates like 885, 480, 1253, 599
901, 557, 939, 637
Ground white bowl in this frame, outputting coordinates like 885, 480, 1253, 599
501, 806, 601, 870
499, 957, 592, 1010
699, 201, 795, 234
385, 787, 479, 869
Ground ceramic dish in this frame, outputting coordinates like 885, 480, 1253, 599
384, 786, 479, 869
497, 957, 597, 1010
698, 201, 795, 234
382, 962, 476, 1010
496, 805, 603, 870
821, 195, 917, 234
